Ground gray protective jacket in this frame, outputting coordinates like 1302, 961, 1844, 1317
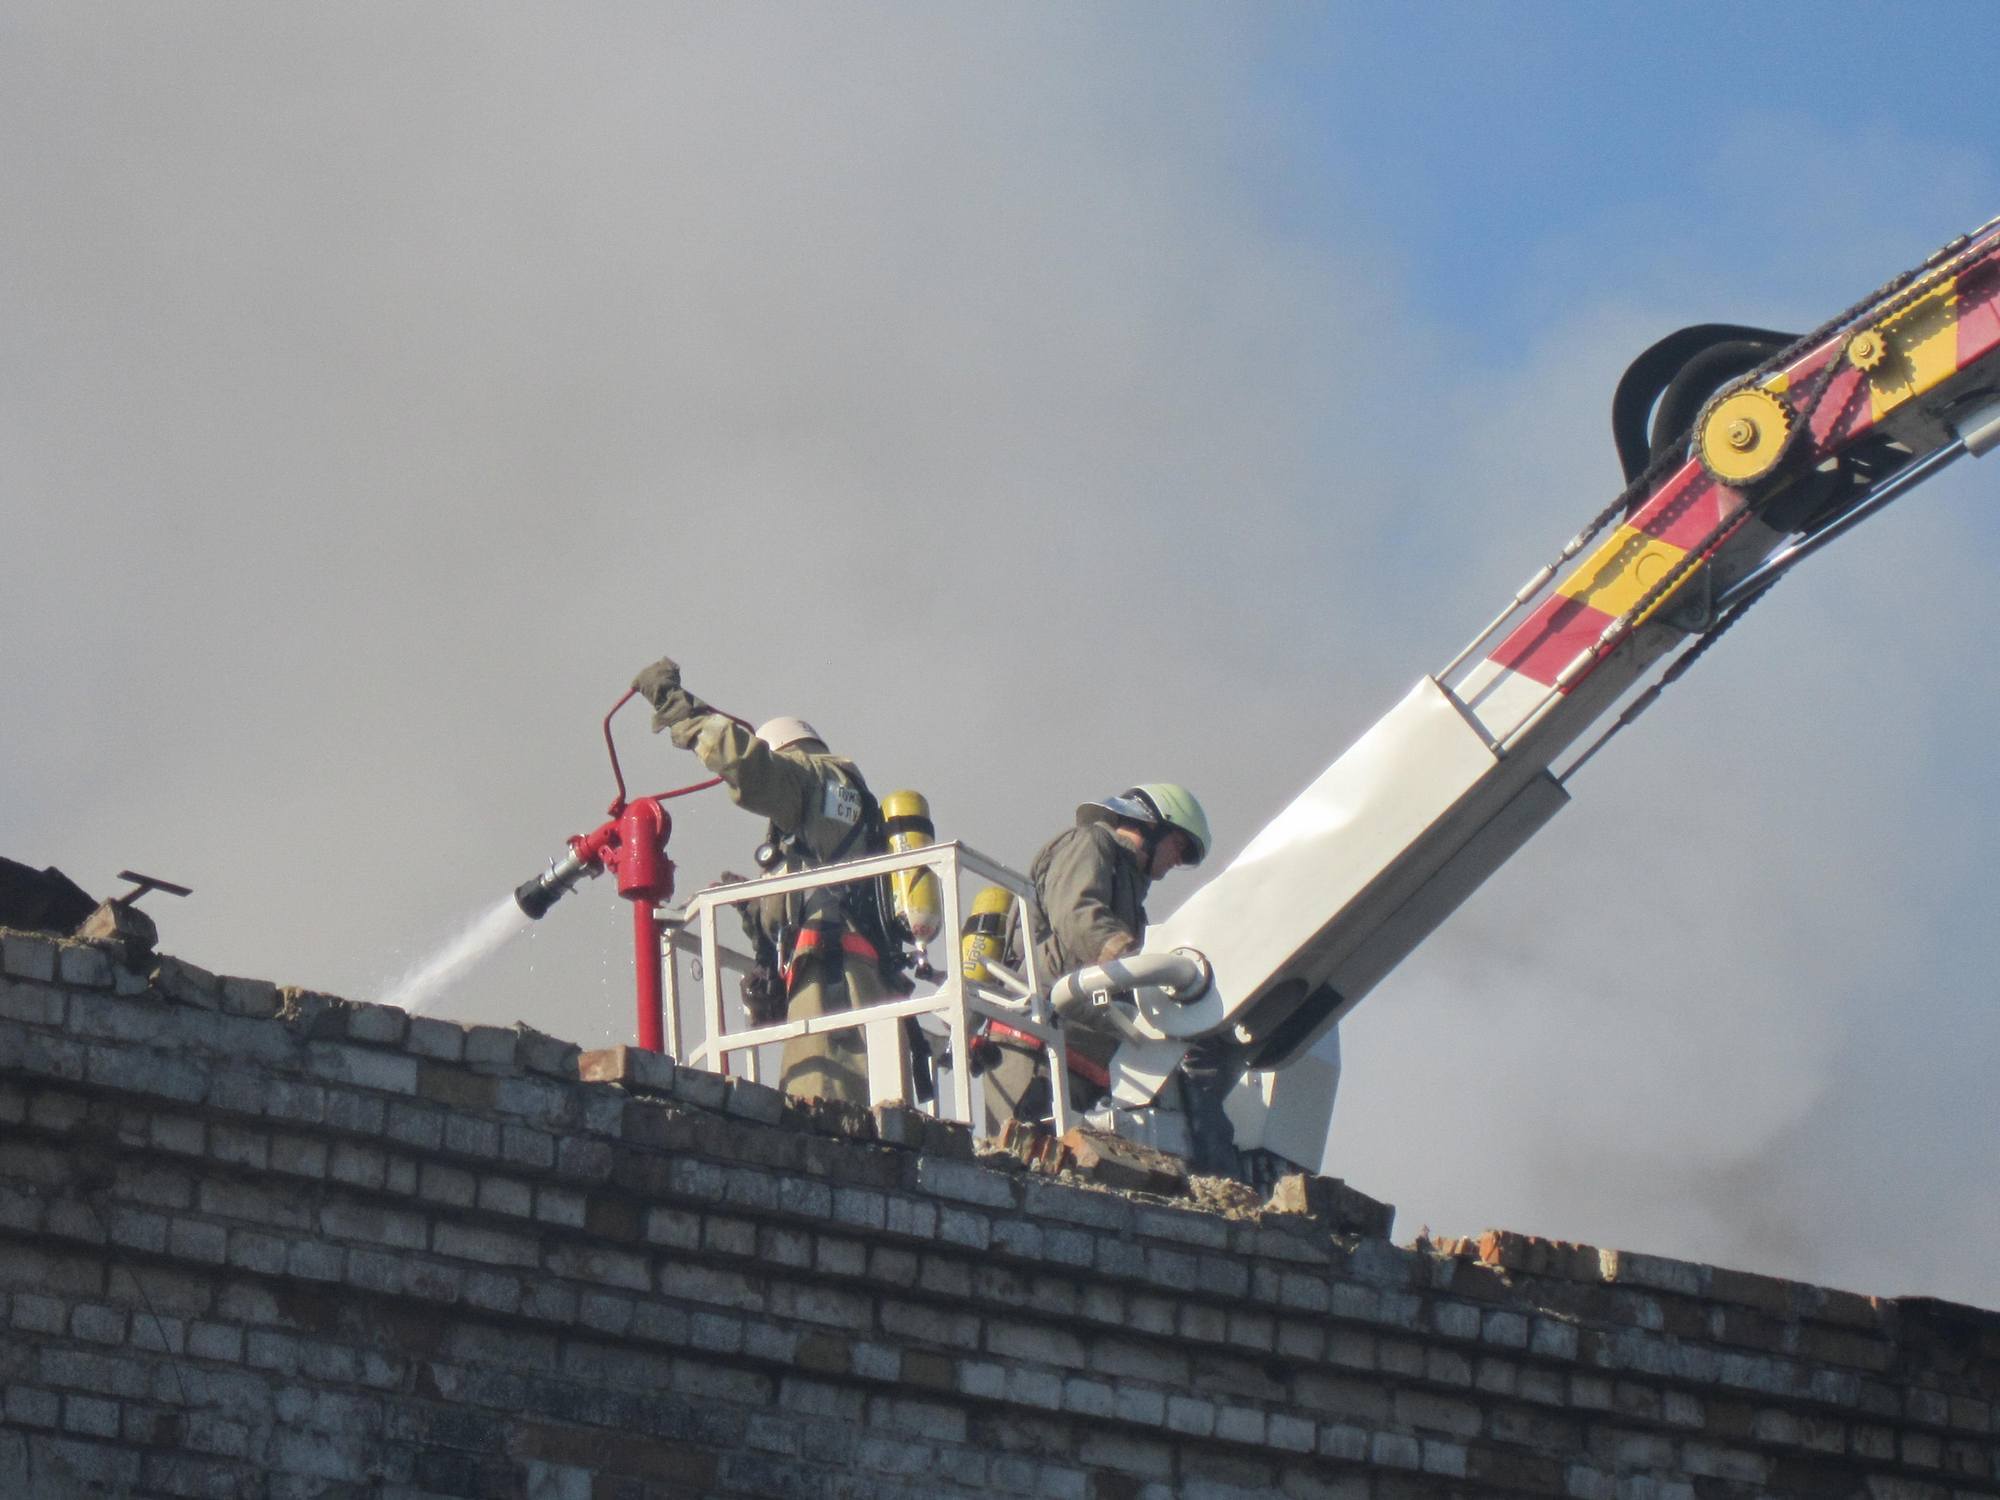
1011, 820, 1153, 1074
1021, 821, 1151, 987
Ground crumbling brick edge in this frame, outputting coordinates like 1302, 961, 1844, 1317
2, 924, 1996, 1498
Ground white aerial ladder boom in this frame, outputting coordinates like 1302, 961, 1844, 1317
1087, 213, 2000, 1174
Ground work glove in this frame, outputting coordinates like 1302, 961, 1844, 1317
632, 656, 710, 738
632, 657, 682, 710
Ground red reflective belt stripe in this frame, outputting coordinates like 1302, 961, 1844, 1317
986, 1021, 1110, 1090
783, 925, 879, 986
792, 928, 879, 960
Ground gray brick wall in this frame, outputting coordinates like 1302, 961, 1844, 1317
1, 927, 1996, 1499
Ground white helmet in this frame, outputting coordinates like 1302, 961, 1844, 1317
755, 716, 826, 752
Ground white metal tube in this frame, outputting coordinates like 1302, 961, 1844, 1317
1438, 522, 1602, 683
1048, 951, 1210, 1010
697, 902, 724, 1075
1049, 991, 1150, 1042
661, 918, 683, 1060
939, 860, 974, 1128
1438, 564, 1556, 683
714, 987, 983, 1051
1048, 950, 1212, 1042
975, 957, 1033, 999
1958, 397, 2000, 456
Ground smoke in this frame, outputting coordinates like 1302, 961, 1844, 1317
4, 4, 1999, 1307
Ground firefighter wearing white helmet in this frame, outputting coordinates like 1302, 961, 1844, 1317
632, 656, 882, 1107
981, 782, 1210, 1135
752, 715, 823, 753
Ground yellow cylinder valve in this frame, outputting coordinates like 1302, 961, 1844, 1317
880, 790, 942, 945
960, 885, 1017, 984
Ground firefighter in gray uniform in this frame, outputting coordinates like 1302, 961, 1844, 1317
634, 656, 882, 1107
983, 784, 1211, 1137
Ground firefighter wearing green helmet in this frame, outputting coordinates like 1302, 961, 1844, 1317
982, 783, 1212, 1137
632, 655, 882, 1108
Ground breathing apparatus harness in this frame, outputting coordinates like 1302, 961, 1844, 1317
750, 780, 915, 997
748, 778, 939, 1102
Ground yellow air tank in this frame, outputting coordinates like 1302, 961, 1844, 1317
880, 790, 942, 945
959, 885, 1017, 984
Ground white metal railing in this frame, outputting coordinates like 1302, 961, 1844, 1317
657, 840, 1075, 1138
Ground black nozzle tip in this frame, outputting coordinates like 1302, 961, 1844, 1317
514, 876, 559, 921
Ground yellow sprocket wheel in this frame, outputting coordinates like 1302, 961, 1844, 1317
1846, 328, 1889, 371
1698, 387, 1795, 485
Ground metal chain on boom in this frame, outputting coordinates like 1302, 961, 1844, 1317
1553, 224, 2000, 776
1446, 230, 1984, 697
1494, 275, 1894, 752
1587, 231, 1952, 534
1557, 573, 1778, 784
1583, 326, 1858, 663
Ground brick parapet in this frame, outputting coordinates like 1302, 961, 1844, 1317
1, 926, 1996, 1498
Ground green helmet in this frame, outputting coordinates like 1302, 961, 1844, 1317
1076, 782, 1211, 867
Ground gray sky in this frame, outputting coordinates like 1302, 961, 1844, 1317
6, 4, 1999, 1308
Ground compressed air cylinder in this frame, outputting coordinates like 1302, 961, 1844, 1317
880, 790, 943, 944
959, 884, 1017, 983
